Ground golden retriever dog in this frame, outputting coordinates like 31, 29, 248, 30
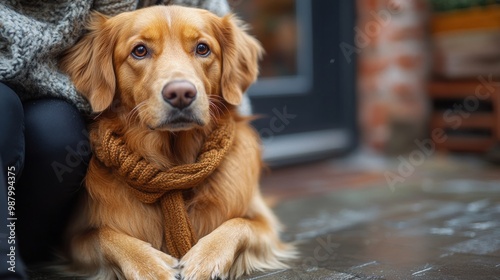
60, 5, 295, 280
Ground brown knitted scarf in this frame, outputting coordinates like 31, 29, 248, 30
89, 119, 235, 259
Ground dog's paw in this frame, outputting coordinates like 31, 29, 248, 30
179, 235, 236, 280
121, 245, 180, 280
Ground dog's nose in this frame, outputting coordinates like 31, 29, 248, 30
162, 80, 197, 109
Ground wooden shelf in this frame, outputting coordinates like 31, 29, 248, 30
431, 112, 494, 129
429, 80, 500, 153
429, 80, 493, 100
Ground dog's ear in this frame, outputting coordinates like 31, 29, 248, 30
60, 12, 116, 113
216, 15, 263, 106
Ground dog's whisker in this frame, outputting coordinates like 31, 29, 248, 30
214, 96, 230, 113
209, 102, 224, 119
93, 111, 104, 120
209, 96, 229, 117
126, 101, 147, 125
208, 100, 221, 115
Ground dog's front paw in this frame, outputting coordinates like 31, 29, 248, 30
179, 235, 236, 280
121, 244, 180, 280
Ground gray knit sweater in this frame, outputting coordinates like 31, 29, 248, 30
0, 0, 230, 113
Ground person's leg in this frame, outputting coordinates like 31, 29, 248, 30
0, 83, 28, 279
17, 98, 91, 264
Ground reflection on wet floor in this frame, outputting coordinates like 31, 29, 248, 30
246, 154, 500, 279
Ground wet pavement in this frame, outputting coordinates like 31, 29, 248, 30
30, 154, 500, 279
248, 183, 500, 279
243, 154, 500, 280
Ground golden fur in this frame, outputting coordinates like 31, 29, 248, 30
60, 5, 295, 280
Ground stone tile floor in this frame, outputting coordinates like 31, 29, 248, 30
30, 152, 500, 279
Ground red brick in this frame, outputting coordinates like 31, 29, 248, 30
358, 76, 379, 95
390, 26, 426, 41
396, 54, 423, 70
362, 0, 381, 11
370, 102, 390, 127
392, 83, 419, 99
391, 100, 428, 121
359, 57, 390, 76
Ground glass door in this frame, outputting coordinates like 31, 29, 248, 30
233, 0, 357, 166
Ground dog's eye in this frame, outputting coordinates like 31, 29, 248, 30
196, 43, 210, 57
131, 45, 148, 59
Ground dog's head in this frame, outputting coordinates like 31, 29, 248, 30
61, 6, 262, 131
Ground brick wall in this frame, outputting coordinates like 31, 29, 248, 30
356, 0, 431, 154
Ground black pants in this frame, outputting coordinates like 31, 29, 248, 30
0, 83, 90, 278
